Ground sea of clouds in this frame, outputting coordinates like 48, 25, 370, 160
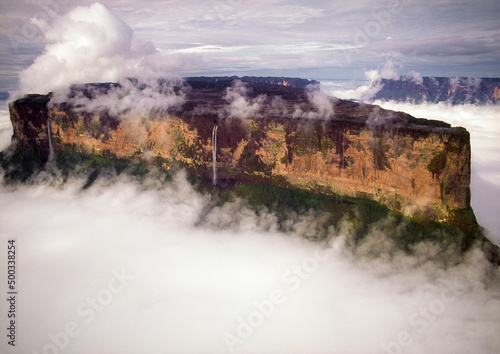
0, 168, 499, 354
1, 94, 500, 352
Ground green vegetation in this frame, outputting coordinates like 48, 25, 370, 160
201, 181, 478, 253
1, 147, 482, 256
427, 150, 447, 178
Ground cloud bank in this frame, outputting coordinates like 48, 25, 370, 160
0, 171, 499, 353
17, 2, 201, 95
50, 78, 188, 118
323, 60, 401, 102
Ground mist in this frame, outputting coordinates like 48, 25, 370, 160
0, 164, 499, 353
2, 75, 500, 353
0, 107, 13, 152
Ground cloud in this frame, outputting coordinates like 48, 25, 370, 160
221, 80, 267, 119
365, 105, 399, 128
379, 36, 499, 58
291, 87, 335, 119
17, 2, 202, 95
322, 60, 401, 102
2, 0, 500, 93
50, 77, 188, 118
0, 109, 13, 152
219, 80, 334, 120
0, 169, 499, 353
365, 59, 401, 82
404, 70, 424, 85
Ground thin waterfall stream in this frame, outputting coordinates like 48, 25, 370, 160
47, 118, 54, 161
212, 125, 218, 186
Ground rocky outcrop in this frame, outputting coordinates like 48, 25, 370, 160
186, 76, 319, 89
373, 76, 500, 104
8, 80, 472, 224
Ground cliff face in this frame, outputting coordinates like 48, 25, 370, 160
8, 81, 471, 223
373, 76, 500, 104
186, 76, 319, 89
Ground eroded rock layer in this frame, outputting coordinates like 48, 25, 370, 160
8, 81, 471, 223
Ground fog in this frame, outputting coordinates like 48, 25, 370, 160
0, 108, 13, 152
2, 77, 500, 352
49, 78, 188, 119
0, 165, 499, 354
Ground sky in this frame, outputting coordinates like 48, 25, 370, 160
1, 0, 500, 92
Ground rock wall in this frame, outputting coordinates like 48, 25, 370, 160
373, 76, 500, 104
8, 84, 471, 223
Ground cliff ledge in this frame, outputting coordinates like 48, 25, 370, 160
8, 80, 472, 225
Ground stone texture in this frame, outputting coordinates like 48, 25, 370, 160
8, 82, 471, 223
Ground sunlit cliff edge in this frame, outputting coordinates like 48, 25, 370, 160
6, 78, 499, 263
8, 80, 470, 220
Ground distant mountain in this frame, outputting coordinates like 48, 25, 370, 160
372, 76, 500, 104
186, 76, 319, 89
0, 92, 9, 101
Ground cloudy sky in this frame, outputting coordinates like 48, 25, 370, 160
1, 0, 500, 92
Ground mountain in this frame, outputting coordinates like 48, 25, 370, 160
372, 76, 500, 104
4, 77, 499, 263
7, 79, 471, 221
186, 76, 319, 89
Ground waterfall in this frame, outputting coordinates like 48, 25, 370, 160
212, 125, 218, 186
340, 127, 345, 203
47, 118, 54, 161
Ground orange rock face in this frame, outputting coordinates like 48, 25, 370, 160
8, 86, 471, 223
42, 106, 470, 222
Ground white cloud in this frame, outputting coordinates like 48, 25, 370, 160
50, 77, 187, 118
404, 70, 424, 85
291, 87, 335, 119
17, 2, 202, 95
221, 80, 266, 119
322, 60, 402, 102
0, 170, 499, 353
0, 110, 13, 152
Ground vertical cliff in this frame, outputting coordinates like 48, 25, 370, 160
8, 81, 471, 224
